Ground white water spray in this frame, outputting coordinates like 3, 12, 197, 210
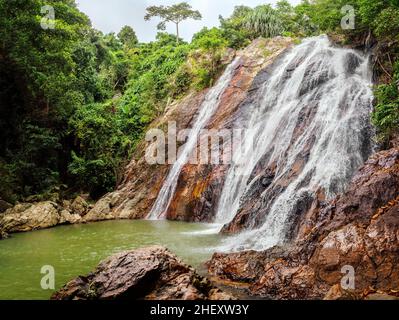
147, 58, 240, 220
216, 36, 374, 251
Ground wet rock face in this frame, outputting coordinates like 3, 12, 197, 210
300, 147, 399, 239
52, 246, 233, 300
91, 38, 294, 222
208, 147, 399, 299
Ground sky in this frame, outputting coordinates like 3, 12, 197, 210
75, 0, 301, 43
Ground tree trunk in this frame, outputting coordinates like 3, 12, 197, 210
176, 23, 179, 45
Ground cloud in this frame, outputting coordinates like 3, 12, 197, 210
75, 0, 301, 42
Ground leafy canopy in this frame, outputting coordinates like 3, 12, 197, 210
2, 0, 399, 202
144, 2, 202, 43
117, 26, 138, 49
145, 2, 202, 26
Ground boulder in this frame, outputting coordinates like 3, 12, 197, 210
0, 201, 60, 233
70, 196, 89, 216
208, 246, 326, 300
59, 210, 82, 225
83, 193, 119, 222
0, 196, 93, 235
52, 246, 234, 300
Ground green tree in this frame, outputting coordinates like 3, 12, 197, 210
219, 6, 253, 49
117, 25, 138, 49
276, 0, 297, 35
243, 5, 283, 39
0, 0, 91, 200
68, 101, 132, 198
192, 28, 228, 88
144, 2, 202, 44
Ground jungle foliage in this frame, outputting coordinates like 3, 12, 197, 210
1, 0, 398, 202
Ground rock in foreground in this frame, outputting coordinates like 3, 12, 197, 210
52, 246, 233, 300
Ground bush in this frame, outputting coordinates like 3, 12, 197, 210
68, 102, 132, 198
372, 71, 399, 143
243, 5, 283, 39
168, 64, 193, 98
218, 6, 253, 49
372, 7, 399, 39
191, 28, 228, 89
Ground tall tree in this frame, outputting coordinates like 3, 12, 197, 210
144, 2, 202, 44
117, 26, 138, 49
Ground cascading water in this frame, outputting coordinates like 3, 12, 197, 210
216, 35, 374, 251
147, 58, 240, 220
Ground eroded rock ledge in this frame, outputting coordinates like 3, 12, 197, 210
0, 196, 91, 235
52, 246, 234, 300
207, 147, 399, 300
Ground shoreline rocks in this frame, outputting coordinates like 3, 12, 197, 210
0, 196, 92, 236
52, 246, 234, 301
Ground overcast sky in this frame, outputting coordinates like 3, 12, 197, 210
75, 0, 301, 43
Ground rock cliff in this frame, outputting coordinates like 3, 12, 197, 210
207, 147, 399, 299
88, 37, 295, 223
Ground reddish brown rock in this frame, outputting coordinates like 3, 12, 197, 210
207, 250, 269, 283
323, 284, 360, 300
166, 38, 294, 222
307, 147, 399, 238
52, 246, 234, 300
89, 38, 294, 222
208, 147, 399, 300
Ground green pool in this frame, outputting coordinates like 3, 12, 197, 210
0, 220, 224, 300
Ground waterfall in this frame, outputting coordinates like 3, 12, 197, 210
147, 58, 240, 220
216, 36, 374, 251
